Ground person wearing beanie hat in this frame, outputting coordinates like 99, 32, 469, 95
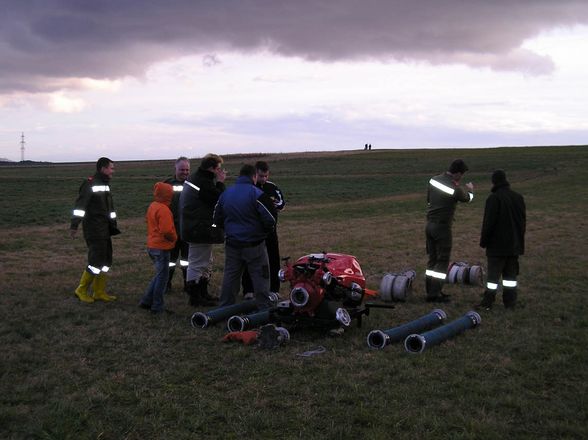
477, 169, 526, 310
425, 159, 475, 303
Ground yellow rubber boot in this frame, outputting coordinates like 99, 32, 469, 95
74, 271, 95, 303
92, 273, 117, 302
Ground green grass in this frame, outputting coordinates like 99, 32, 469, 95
1, 146, 587, 439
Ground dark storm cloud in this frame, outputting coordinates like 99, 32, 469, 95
1, 0, 588, 93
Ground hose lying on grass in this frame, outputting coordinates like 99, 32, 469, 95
366, 309, 447, 349
404, 310, 482, 354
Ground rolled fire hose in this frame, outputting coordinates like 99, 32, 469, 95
447, 262, 483, 286
191, 301, 259, 329
366, 309, 447, 349
379, 270, 416, 301
404, 310, 482, 354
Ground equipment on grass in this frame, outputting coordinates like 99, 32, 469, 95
272, 252, 371, 330
191, 301, 259, 328
447, 262, 483, 286
379, 270, 416, 301
404, 310, 481, 354
366, 309, 447, 349
227, 309, 272, 332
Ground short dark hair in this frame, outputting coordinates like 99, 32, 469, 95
200, 153, 223, 171
239, 164, 256, 178
255, 160, 269, 172
175, 156, 189, 165
449, 159, 468, 174
96, 157, 113, 171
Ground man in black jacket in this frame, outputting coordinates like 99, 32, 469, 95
478, 170, 526, 309
70, 157, 121, 303
179, 154, 226, 306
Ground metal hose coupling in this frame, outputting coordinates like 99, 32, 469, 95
290, 286, 310, 307
191, 311, 209, 329
227, 315, 247, 332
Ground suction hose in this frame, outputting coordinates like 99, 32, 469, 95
227, 309, 272, 332
404, 311, 482, 354
366, 309, 447, 349
191, 301, 259, 329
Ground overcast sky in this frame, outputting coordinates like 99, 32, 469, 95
1, 0, 587, 162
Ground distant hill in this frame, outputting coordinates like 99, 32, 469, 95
0, 159, 52, 166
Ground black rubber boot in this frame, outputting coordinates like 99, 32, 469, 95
166, 267, 175, 293
503, 289, 517, 309
185, 280, 201, 307
476, 290, 496, 310
197, 279, 218, 306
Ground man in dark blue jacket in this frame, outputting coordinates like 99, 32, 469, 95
477, 170, 526, 309
214, 164, 276, 307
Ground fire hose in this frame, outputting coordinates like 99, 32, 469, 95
191, 301, 259, 329
404, 310, 482, 354
227, 309, 272, 332
366, 309, 447, 349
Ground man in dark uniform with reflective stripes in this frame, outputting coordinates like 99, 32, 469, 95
425, 159, 474, 302
164, 156, 190, 292
477, 170, 526, 309
70, 157, 121, 303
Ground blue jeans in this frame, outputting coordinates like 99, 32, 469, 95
141, 248, 170, 313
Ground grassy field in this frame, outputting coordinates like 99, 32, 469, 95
1, 146, 587, 439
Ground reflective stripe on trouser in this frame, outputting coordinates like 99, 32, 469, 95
425, 222, 452, 297
486, 256, 519, 290
85, 238, 113, 274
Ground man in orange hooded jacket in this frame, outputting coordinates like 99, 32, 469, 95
140, 182, 177, 314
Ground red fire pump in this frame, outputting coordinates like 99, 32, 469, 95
272, 253, 374, 329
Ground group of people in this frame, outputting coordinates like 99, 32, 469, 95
425, 159, 526, 310
70, 155, 285, 314
70, 155, 525, 314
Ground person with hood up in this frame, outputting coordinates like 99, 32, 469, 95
140, 182, 178, 314
477, 169, 526, 310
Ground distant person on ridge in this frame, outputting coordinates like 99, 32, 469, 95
164, 156, 190, 292
70, 157, 121, 303
477, 170, 526, 310
424, 159, 474, 303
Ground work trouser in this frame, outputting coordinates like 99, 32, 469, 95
425, 222, 452, 298
220, 242, 270, 308
187, 243, 213, 283
168, 239, 189, 287
241, 231, 281, 293
485, 256, 520, 307
85, 238, 113, 275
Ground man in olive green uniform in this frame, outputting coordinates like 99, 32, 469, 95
70, 157, 121, 303
425, 159, 474, 302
